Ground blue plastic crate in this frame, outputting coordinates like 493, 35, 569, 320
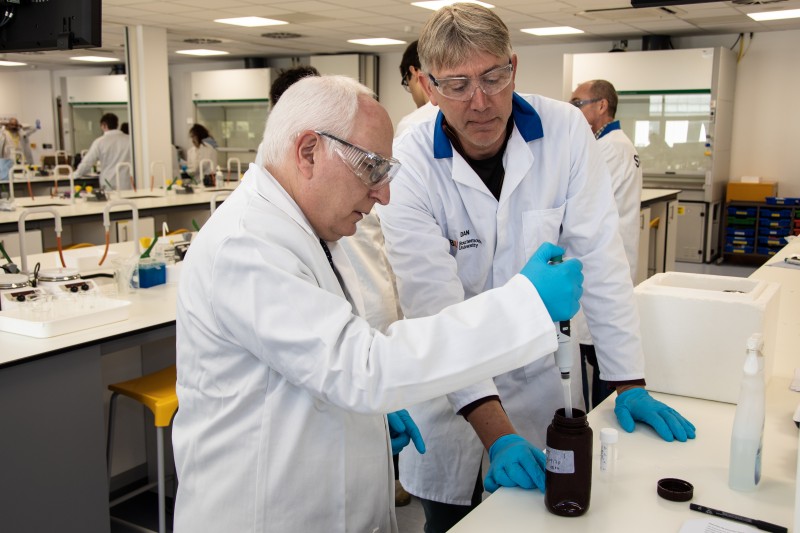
757, 236, 786, 247
758, 227, 791, 236
726, 237, 754, 247
756, 247, 780, 256
727, 206, 757, 217
765, 197, 800, 205
725, 244, 755, 254
761, 208, 792, 219
727, 228, 755, 237
759, 218, 791, 228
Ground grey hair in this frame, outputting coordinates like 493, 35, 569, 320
586, 79, 619, 118
260, 75, 374, 167
418, 3, 512, 74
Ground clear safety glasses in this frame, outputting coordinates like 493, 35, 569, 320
315, 131, 401, 190
428, 61, 514, 102
570, 98, 601, 108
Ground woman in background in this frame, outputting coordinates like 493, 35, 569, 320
186, 124, 217, 184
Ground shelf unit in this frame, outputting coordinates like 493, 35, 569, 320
723, 200, 800, 264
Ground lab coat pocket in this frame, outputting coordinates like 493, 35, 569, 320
521, 203, 566, 258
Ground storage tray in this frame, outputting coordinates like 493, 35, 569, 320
0, 297, 131, 338
724, 244, 754, 254
757, 247, 780, 256
758, 227, 791, 236
727, 206, 757, 217
759, 218, 791, 228
725, 236, 753, 247
761, 208, 792, 219
765, 196, 800, 205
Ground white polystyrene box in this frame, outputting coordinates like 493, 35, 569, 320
634, 272, 780, 404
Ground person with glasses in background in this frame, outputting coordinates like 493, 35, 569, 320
377, 5, 695, 532
396, 40, 440, 137
569, 79, 644, 411
0, 116, 38, 165
172, 74, 585, 533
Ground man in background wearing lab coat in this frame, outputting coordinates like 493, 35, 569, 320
172, 74, 585, 532
377, 5, 695, 532
570, 79, 644, 409
396, 40, 439, 137
0, 117, 37, 164
74, 112, 132, 190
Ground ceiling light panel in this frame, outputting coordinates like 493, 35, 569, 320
748, 8, 800, 20
521, 26, 585, 35
214, 17, 288, 27
412, 1, 495, 11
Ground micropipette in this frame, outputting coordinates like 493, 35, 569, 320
549, 254, 574, 418
555, 320, 574, 418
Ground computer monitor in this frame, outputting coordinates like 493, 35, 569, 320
0, 0, 101, 53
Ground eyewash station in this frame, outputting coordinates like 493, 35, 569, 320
451, 238, 800, 533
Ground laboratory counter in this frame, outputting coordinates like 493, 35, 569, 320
0, 185, 238, 232
0, 243, 179, 533
450, 238, 800, 533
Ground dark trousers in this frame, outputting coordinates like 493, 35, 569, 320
580, 343, 615, 411
419, 467, 483, 533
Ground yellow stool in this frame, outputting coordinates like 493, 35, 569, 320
107, 365, 178, 533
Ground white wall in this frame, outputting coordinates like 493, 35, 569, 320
0, 70, 57, 162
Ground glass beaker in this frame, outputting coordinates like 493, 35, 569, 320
111, 256, 139, 295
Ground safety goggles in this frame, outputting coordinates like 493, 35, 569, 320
401, 73, 411, 92
315, 131, 401, 190
570, 98, 601, 108
428, 61, 514, 101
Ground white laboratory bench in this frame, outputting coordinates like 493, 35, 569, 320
0, 243, 179, 533
0, 184, 239, 231
450, 239, 800, 533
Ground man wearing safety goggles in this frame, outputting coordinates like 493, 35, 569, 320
377, 4, 695, 532
172, 74, 585, 532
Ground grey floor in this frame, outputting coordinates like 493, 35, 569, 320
110, 259, 759, 533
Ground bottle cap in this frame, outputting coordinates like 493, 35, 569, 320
746, 333, 763, 351
600, 427, 618, 444
657, 478, 693, 502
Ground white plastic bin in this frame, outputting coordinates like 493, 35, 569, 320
634, 272, 780, 403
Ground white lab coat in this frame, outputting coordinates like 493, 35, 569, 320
378, 93, 646, 505
172, 163, 560, 532
74, 129, 132, 189
395, 102, 440, 138
186, 141, 217, 177
574, 123, 644, 345
338, 209, 402, 332
0, 124, 36, 164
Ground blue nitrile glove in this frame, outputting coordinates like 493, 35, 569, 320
520, 242, 584, 322
614, 388, 696, 442
484, 434, 546, 493
387, 410, 426, 456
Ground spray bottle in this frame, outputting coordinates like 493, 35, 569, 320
728, 333, 765, 491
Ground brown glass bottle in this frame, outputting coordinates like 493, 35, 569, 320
544, 407, 593, 517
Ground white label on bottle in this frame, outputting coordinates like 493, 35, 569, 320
546, 447, 575, 474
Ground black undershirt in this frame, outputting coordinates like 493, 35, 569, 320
442, 116, 514, 201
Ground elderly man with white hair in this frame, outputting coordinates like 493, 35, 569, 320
172, 74, 584, 532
